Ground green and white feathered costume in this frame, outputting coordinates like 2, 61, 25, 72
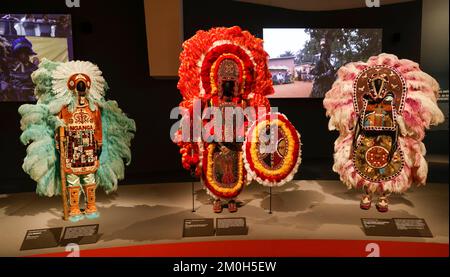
19, 59, 136, 198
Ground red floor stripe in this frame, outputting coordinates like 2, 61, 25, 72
29, 239, 449, 257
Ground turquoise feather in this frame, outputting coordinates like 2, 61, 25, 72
96, 100, 136, 193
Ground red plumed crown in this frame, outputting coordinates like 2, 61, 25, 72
178, 26, 274, 100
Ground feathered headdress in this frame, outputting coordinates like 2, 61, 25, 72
178, 26, 273, 110
52, 60, 106, 101
32, 59, 108, 114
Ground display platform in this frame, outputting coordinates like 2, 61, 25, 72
0, 180, 448, 257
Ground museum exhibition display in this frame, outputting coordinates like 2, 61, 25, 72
18, 59, 136, 222
324, 53, 444, 212
0, 0, 448, 264
174, 26, 301, 213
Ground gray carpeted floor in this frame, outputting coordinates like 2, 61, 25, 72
0, 180, 448, 256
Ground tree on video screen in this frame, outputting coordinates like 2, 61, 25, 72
296, 28, 382, 68
280, 50, 295, 57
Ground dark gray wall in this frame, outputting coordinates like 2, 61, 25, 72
0, 0, 447, 194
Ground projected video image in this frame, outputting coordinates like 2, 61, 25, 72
263, 28, 382, 98
0, 14, 73, 102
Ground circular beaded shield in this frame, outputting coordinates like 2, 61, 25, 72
365, 146, 390, 169
243, 113, 301, 186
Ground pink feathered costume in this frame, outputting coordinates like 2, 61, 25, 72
323, 53, 444, 210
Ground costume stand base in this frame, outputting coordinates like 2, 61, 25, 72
191, 181, 195, 213
269, 187, 272, 214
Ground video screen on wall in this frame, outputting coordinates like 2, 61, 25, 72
263, 28, 382, 98
0, 14, 73, 102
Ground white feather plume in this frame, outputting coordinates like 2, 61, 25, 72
52, 60, 106, 102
